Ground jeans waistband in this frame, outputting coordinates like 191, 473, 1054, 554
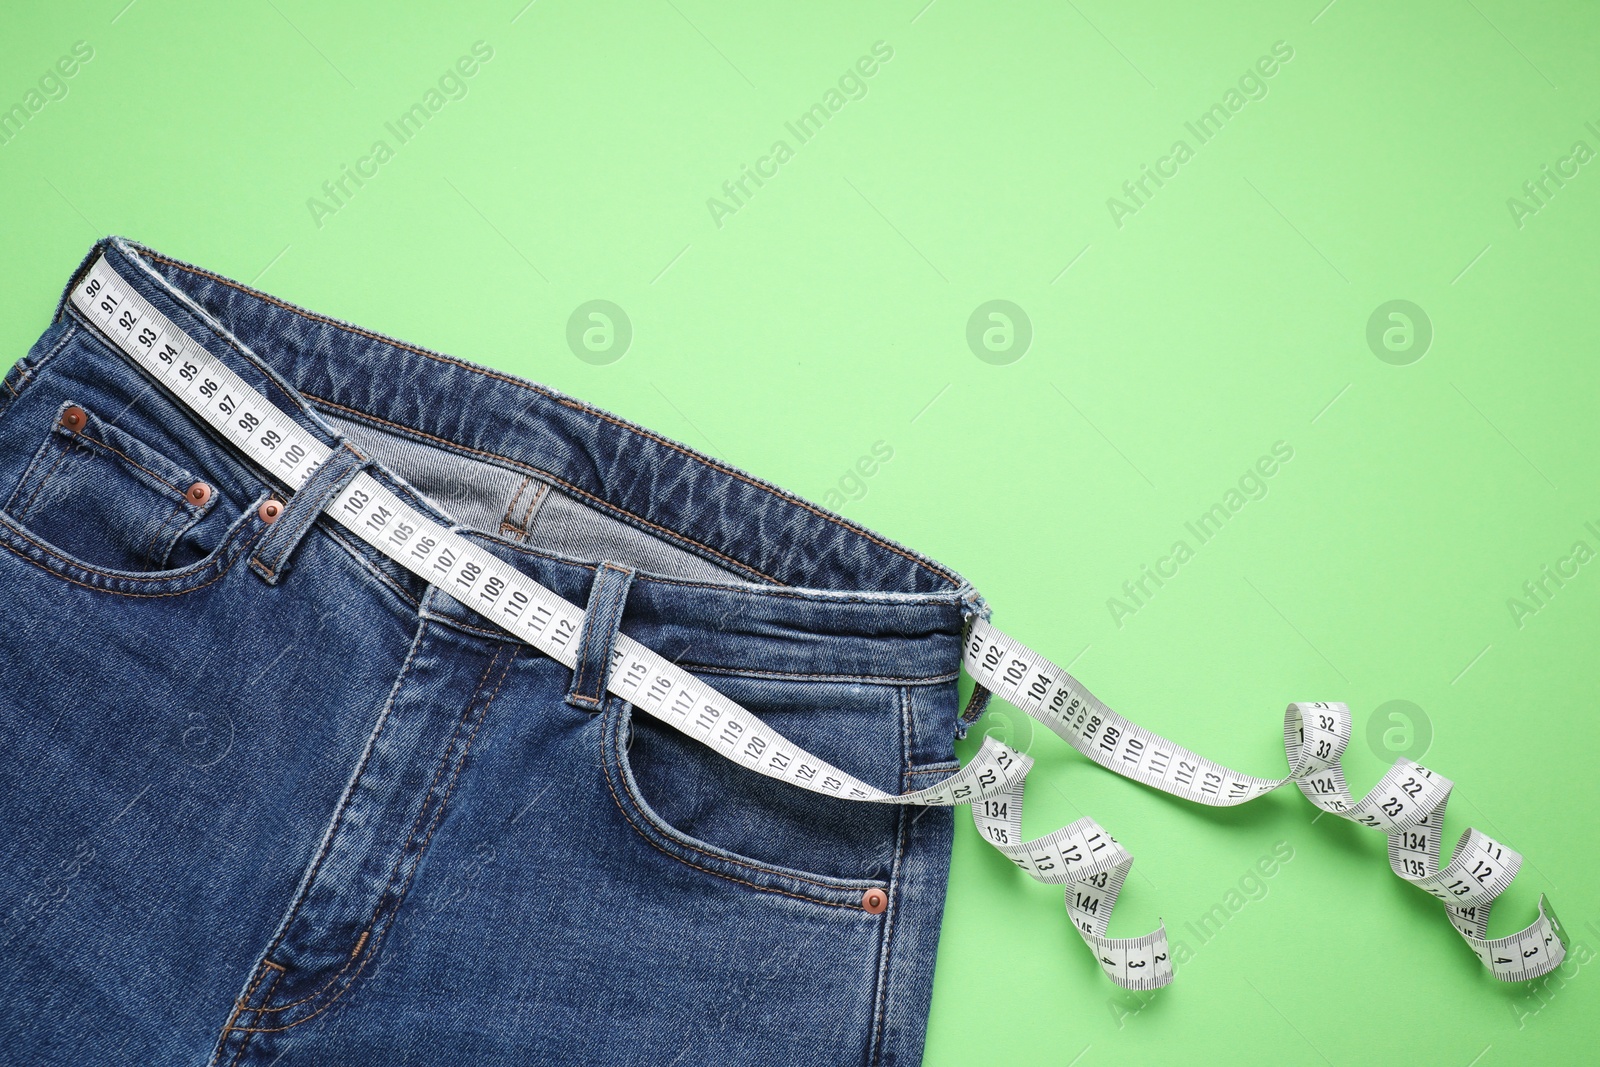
56, 236, 984, 684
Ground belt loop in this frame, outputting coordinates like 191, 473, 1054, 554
250, 440, 371, 586
955, 584, 993, 740
566, 561, 636, 710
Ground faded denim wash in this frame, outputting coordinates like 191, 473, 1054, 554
0, 237, 983, 1066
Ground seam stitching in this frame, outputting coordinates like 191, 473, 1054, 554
561, 399, 959, 588
518, 480, 547, 531
499, 474, 533, 537
212, 619, 434, 1039
224, 963, 286, 1067
302, 392, 780, 584
232, 648, 516, 1028
6, 322, 79, 400
869, 690, 915, 1066
678, 662, 960, 686
88, 264, 311, 414
69, 425, 189, 495
144, 495, 189, 565
227, 647, 516, 1034
604, 700, 883, 898
14, 442, 73, 521
0, 522, 266, 597
4, 429, 56, 516
571, 564, 629, 704
321, 522, 421, 609
243, 647, 504, 1015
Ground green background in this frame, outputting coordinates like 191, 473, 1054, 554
3, 1, 1597, 1063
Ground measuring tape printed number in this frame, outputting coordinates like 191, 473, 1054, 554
68, 256, 1567, 991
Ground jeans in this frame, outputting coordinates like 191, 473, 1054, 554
0, 237, 984, 1065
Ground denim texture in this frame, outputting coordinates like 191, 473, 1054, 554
0, 237, 981, 1065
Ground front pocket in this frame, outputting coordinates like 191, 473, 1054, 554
0, 396, 273, 597
599, 692, 898, 909
3, 397, 218, 572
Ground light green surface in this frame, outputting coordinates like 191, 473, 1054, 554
3, 2, 1597, 1063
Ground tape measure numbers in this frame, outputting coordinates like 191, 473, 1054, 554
68, 255, 1566, 990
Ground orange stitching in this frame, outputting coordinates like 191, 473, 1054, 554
243, 647, 510, 1017
222, 963, 271, 1032
144, 496, 188, 565
565, 399, 958, 588
0, 501, 261, 583
138, 249, 962, 585
604, 701, 881, 897
81, 270, 309, 415
225, 963, 286, 1067
145, 252, 572, 401
14, 441, 72, 521
229, 647, 517, 1033
519, 480, 547, 530
231, 617, 434, 1003
304, 392, 780, 584
868, 805, 908, 1065
0, 527, 265, 601
500, 474, 533, 534
72, 427, 187, 495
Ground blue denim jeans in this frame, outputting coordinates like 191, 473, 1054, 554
0, 238, 982, 1066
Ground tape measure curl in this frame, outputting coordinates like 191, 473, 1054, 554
70, 256, 1564, 992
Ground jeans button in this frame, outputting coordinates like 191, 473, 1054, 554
258, 498, 284, 523
59, 405, 86, 432
861, 888, 888, 914
186, 481, 212, 506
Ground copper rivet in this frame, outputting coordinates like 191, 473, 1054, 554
186, 481, 212, 506
258, 499, 284, 523
862, 888, 888, 915
59, 405, 87, 432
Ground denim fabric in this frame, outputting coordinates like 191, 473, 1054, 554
0, 237, 983, 1066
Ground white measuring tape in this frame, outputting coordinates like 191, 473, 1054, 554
68, 256, 1565, 990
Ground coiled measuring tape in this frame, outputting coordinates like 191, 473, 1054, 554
68, 255, 1566, 991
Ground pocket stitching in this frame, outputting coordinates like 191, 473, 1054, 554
11, 438, 74, 522
601, 697, 886, 908
0, 502, 266, 596
57, 399, 204, 504
2, 398, 214, 574
72, 424, 190, 497
143, 495, 191, 566
2, 321, 79, 402
2, 425, 57, 517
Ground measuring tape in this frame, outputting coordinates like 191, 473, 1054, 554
962, 622, 1566, 982
67, 255, 1565, 990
